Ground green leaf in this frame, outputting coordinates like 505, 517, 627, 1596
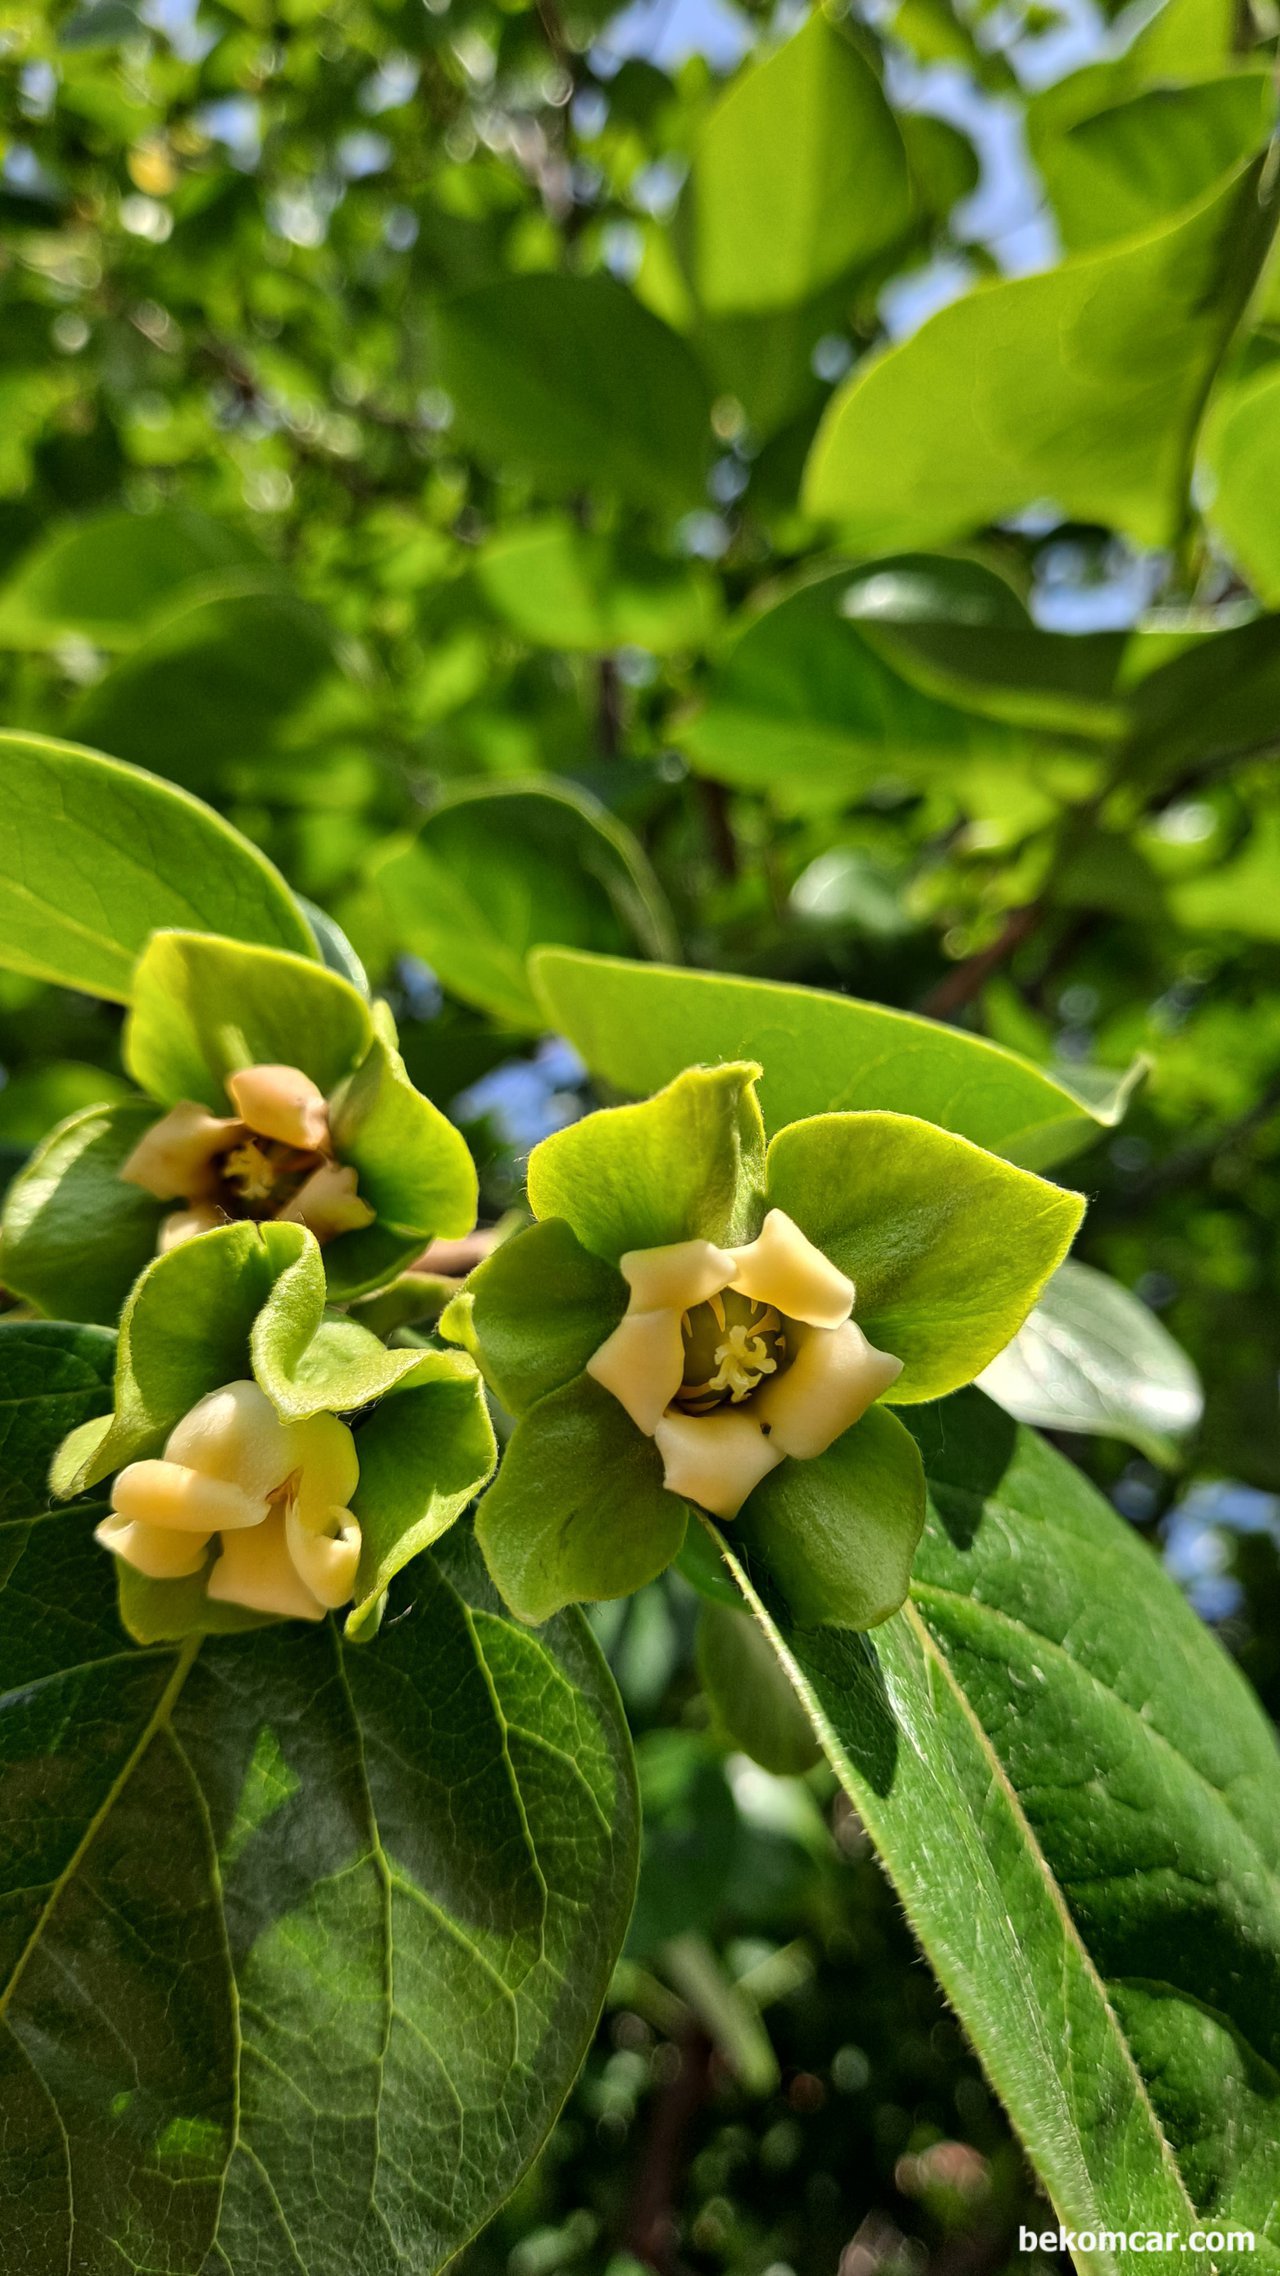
0, 505, 277, 651
475, 1373, 689, 1622
0, 732, 315, 1001
1, 1323, 638, 2274
679, 12, 912, 316
696, 1600, 822, 1773
1034, 74, 1276, 255
69, 591, 339, 793
125, 930, 374, 1108
531, 949, 1144, 1171
720, 1392, 1280, 2259
449, 1217, 626, 1418
1203, 364, 1280, 604
0, 1097, 166, 1326
765, 1110, 1084, 1401
677, 557, 1041, 805
475, 517, 719, 653
977, 1257, 1203, 1467
372, 780, 678, 1031
433, 275, 712, 515
326, 1031, 479, 1298
803, 149, 1277, 550
1128, 613, 1280, 788
527, 1061, 765, 1264
732, 1403, 926, 1629
346, 1353, 497, 1635
0, 1060, 130, 1144
1166, 804, 1280, 942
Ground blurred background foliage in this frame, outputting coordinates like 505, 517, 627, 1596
4, 0, 1280, 2264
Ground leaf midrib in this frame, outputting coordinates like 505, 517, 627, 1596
911, 1576, 1280, 1898
900, 1598, 1198, 2229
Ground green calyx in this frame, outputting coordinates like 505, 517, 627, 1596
451, 1061, 1085, 1630
50, 1219, 496, 1646
0, 928, 479, 1322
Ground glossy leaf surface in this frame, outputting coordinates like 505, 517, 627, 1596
532, 948, 1143, 1169
0, 733, 315, 1000
0, 1321, 637, 2276
723, 1392, 1280, 2264
978, 1257, 1203, 1466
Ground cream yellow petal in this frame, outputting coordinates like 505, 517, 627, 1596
165, 1379, 297, 1499
754, 1319, 902, 1460
730, 1208, 853, 1329
94, 1512, 211, 1579
226, 1063, 330, 1152
119, 1103, 242, 1201
620, 1238, 737, 1314
111, 1458, 271, 1533
653, 1406, 783, 1519
278, 1161, 375, 1241
207, 1507, 327, 1621
290, 1411, 360, 1526
158, 1204, 223, 1252
286, 1504, 362, 1609
586, 1308, 685, 1436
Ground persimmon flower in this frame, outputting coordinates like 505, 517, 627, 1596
586, 1208, 902, 1517
120, 1062, 375, 1254
95, 1378, 362, 1621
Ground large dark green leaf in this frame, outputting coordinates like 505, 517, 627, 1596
532, 947, 1143, 1169
720, 1392, 1280, 2264
0, 506, 278, 651
0, 1322, 638, 2275
70, 591, 339, 793
432, 275, 712, 515
373, 780, 678, 1029
676, 560, 1047, 803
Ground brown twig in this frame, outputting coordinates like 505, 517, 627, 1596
413, 1229, 503, 1277
696, 776, 738, 881
624, 2024, 713, 2274
921, 903, 1041, 1019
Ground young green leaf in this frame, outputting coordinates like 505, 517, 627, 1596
69, 590, 339, 794
0, 504, 278, 651
696, 1599, 823, 1774
679, 12, 912, 316
721, 1392, 1280, 2263
0, 732, 315, 1001
443, 1217, 626, 1418
532, 948, 1143, 1170
347, 1354, 498, 1635
804, 149, 1277, 551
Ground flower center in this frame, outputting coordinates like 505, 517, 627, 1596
676, 1289, 788, 1414
218, 1137, 320, 1217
